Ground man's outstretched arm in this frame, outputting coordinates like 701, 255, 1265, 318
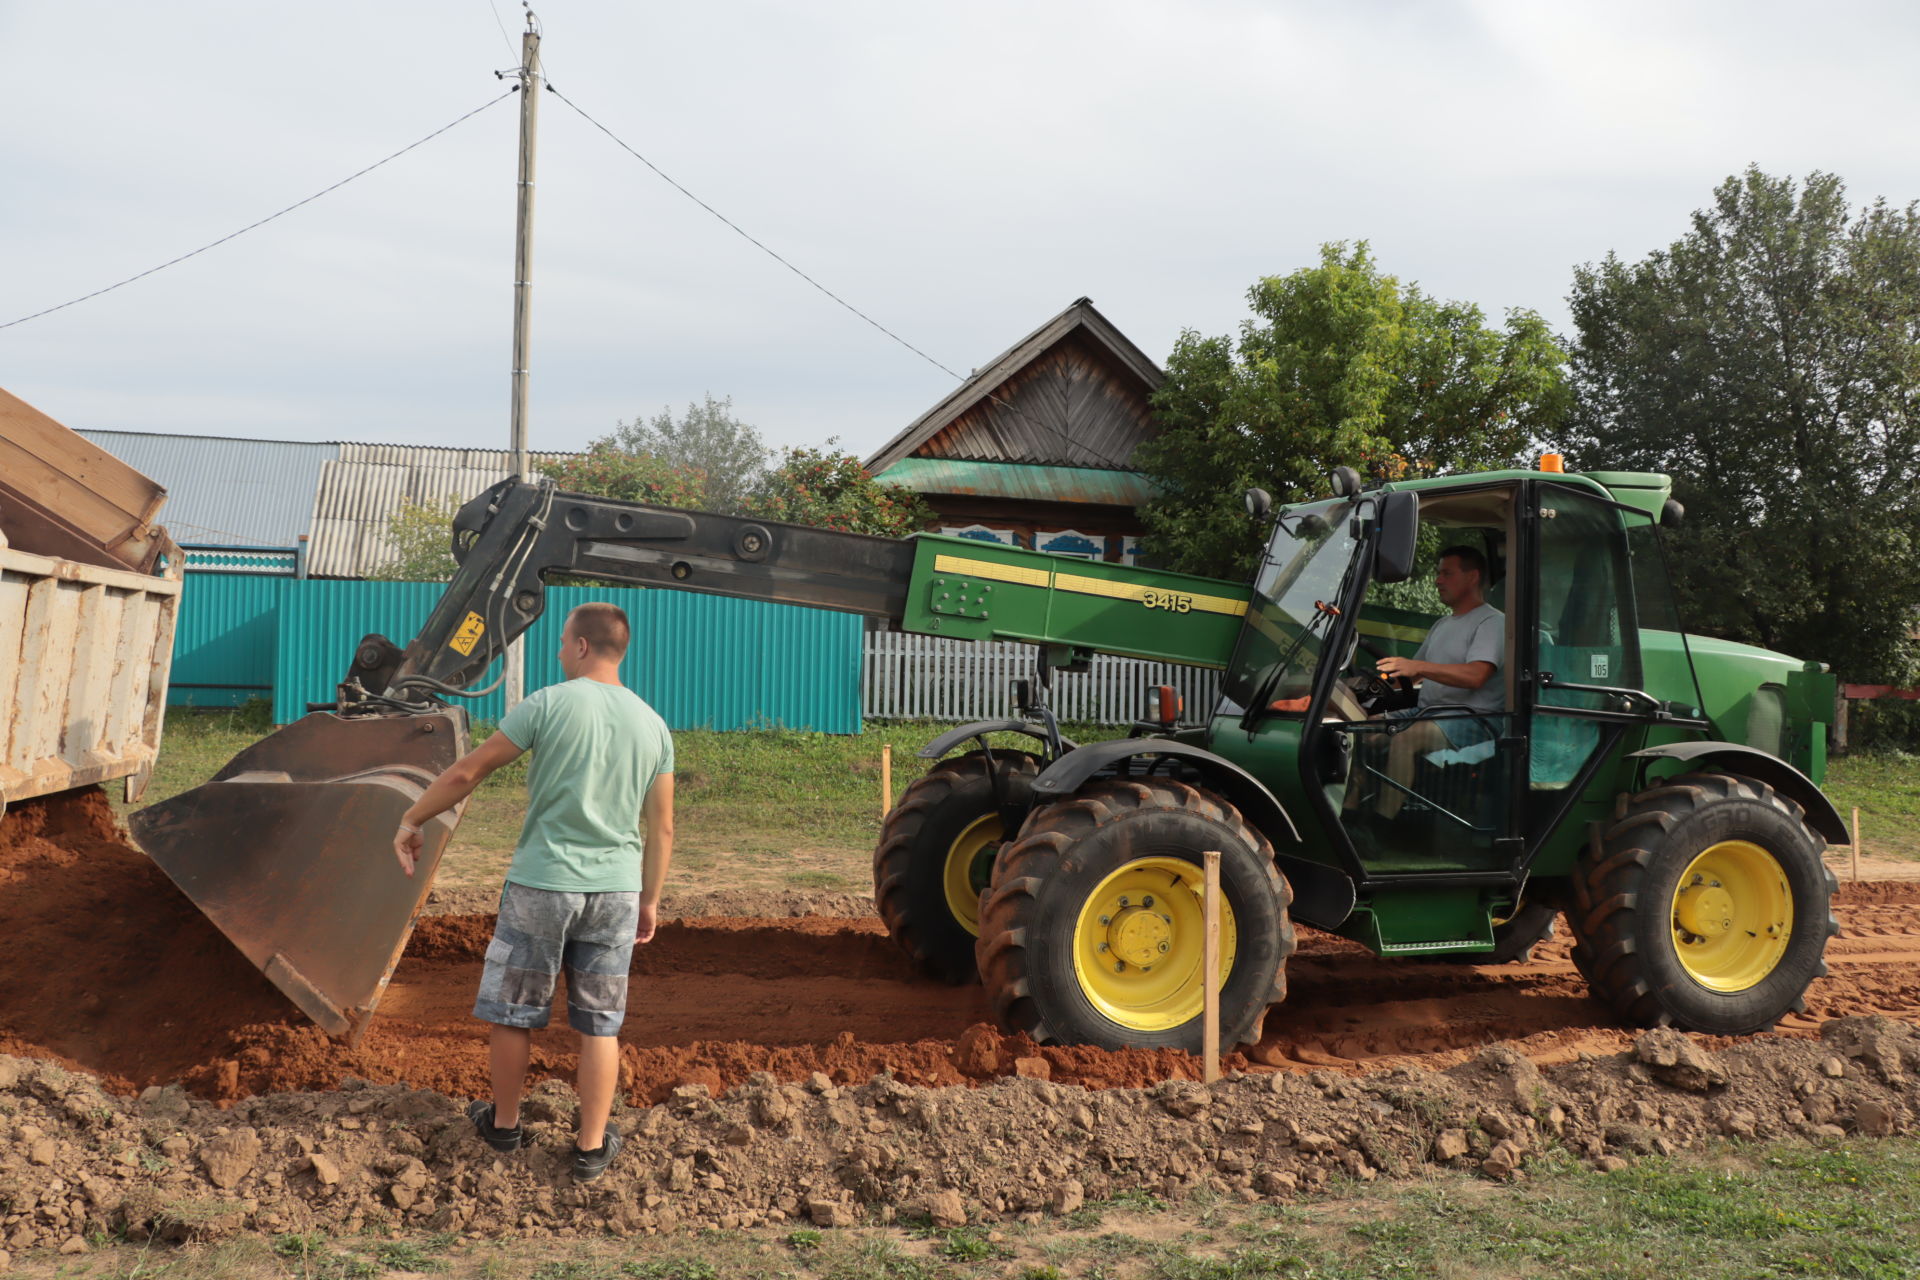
392, 731, 527, 877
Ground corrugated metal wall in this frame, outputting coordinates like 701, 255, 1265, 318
170, 573, 286, 708
230, 580, 862, 731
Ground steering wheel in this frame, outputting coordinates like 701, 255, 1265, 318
1354, 635, 1415, 694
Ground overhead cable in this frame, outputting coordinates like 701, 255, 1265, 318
546, 84, 965, 382
546, 84, 1130, 469
0, 90, 517, 333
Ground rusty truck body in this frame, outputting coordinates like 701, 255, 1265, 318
0, 387, 180, 815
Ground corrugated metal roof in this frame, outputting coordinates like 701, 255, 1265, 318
865, 297, 1164, 474
79, 430, 338, 549
875, 458, 1161, 507
306, 445, 576, 578
336, 442, 565, 470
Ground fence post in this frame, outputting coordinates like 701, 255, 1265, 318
1202, 850, 1221, 1084
1852, 806, 1862, 882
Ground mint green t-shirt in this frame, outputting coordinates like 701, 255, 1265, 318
497, 678, 675, 893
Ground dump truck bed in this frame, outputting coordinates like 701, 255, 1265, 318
0, 387, 181, 811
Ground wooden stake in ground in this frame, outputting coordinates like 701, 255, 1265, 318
881, 744, 893, 818
1853, 806, 1862, 882
1202, 850, 1221, 1084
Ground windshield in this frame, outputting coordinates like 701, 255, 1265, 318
1221, 498, 1360, 713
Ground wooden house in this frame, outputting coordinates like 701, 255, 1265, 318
865, 298, 1163, 564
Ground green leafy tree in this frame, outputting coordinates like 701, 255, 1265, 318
603, 394, 768, 514
745, 442, 933, 537
539, 442, 706, 508
1136, 243, 1568, 579
370, 497, 460, 582
1567, 167, 1920, 682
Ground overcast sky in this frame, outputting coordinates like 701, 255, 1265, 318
5, 1, 1917, 462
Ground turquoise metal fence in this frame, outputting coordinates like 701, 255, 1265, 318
169, 573, 286, 708
168, 575, 862, 732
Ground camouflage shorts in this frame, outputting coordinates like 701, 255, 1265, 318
473, 882, 638, 1036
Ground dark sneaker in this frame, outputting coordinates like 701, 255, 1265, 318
572, 1130, 623, 1182
467, 1100, 523, 1153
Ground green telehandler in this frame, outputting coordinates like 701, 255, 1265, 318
131, 461, 1842, 1052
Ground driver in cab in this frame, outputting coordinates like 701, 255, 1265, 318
1369, 545, 1504, 817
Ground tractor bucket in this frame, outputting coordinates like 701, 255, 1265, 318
128, 708, 470, 1044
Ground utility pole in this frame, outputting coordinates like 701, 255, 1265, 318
504, 11, 541, 711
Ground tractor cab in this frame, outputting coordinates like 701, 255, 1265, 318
1210, 468, 1737, 954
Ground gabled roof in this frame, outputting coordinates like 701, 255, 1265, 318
864, 298, 1163, 474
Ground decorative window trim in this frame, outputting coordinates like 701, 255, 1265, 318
941, 524, 1017, 545
1037, 528, 1102, 560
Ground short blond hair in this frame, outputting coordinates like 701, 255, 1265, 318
565, 602, 630, 659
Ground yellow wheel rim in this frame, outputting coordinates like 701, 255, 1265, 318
943, 814, 1002, 937
1071, 856, 1238, 1032
1669, 839, 1793, 993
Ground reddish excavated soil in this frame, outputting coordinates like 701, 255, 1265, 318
5, 789, 1920, 1110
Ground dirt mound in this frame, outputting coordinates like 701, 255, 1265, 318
7, 791, 1920, 1111
0, 789, 293, 1088
2, 1018, 1916, 1251
1836, 878, 1920, 906
0, 793, 1233, 1105
6, 789, 1920, 1252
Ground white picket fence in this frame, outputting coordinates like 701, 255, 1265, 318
863, 632, 1223, 725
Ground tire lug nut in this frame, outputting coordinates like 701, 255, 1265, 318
1143, 896, 1155, 908
1118, 896, 1130, 906
1158, 941, 1169, 953
1098, 942, 1109, 953
1099, 915, 1110, 926
1114, 961, 1126, 973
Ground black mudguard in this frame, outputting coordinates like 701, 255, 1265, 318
1627, 742, 1848, 843
1031, 739, 1358, 931
918, 719, 1079, 762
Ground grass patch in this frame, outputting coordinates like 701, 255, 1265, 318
1826, 751, 1920, 862
124, 707, 1919, 904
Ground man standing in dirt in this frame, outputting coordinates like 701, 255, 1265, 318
391, 602, 675, 1182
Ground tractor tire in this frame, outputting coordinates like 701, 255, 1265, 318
873, 751, 1039, 984
975, 777, 1294, 1052
1570, 771, 1838, 1035
1443, 899, 1560, 965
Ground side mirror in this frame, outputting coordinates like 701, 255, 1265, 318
1372, 490, 1420, 584
1244, 488, 1272, 520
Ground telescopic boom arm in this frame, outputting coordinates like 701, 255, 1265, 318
340, 479, 918, 704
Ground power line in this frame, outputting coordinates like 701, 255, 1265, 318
484, 0, 519, 59
0, 90, 517, 333
546, 84, 965, 382
545, 83, 1131, 469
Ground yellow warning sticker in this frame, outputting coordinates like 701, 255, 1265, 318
449, 611, 486, 656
